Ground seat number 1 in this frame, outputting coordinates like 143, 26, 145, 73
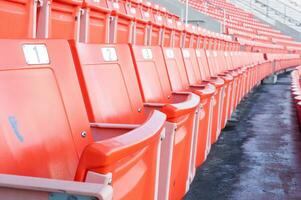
22, 44, 50, 65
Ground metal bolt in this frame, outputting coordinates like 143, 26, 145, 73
108, 178, 112, 185
160, 132, 166, 141
81, 131, 87, 138
138, 108, 142, 112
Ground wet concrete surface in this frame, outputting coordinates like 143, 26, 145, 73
185, 72, 301, 200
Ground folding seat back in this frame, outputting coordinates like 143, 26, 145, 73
224, 51, 233, 70
244, 52, 252, 66
206, 50, 217, 76
230, 51, 239, 69
0, 39, 165, 200
162, 48, 190, 91
73, 43, 146, 124
131, 46, 171, 102
237, 51, 245, 66
80, 0, 111, 43
212, 50, 225, 73
196, 49, 212, 80
220, 50, 229, 71
0, 0, 38, 38
37, 0, 82, 40
0, 39, 91, 181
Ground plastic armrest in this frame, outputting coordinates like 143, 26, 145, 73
201, 80, 211, 84
165, 92, 200, 118
0, 174, 112, 200
190, 84, 216, 96
218, 72, 229, 76
143, 102, 165, 108
90, 123, 141, 141
90, 123, 140, 130
144, 93, 199, 118
190, 84, 206, 90
75, 110, 166, 180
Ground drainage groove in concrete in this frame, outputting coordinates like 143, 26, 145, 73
185, 72, 301, 200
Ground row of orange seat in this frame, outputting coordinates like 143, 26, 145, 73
186, 0, 301, 53
0, 0, 239, 50
1, 0, 301, 200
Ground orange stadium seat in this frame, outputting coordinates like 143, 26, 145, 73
130, 44, 200, 200
70, 42, 167, 199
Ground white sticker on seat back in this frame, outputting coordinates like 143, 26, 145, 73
130, 7, 136, 14
182, 49, 190, 58
206, 51, 210, 57
112, 2, 119, 9
196, 50, 201, 58
165, 49, 175, 59
156, 15, 162, 21
167, 19, 173, 25
101, 47, 118, 61
22, 44, 50, 65
142, 48, 153, 59
144, 12, 150, 18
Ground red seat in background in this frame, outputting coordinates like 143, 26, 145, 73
37, 0, 82, 40
0, 0, 37, 38
81, 0, 111, 43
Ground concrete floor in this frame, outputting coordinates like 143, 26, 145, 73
185, 72, 301, 200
